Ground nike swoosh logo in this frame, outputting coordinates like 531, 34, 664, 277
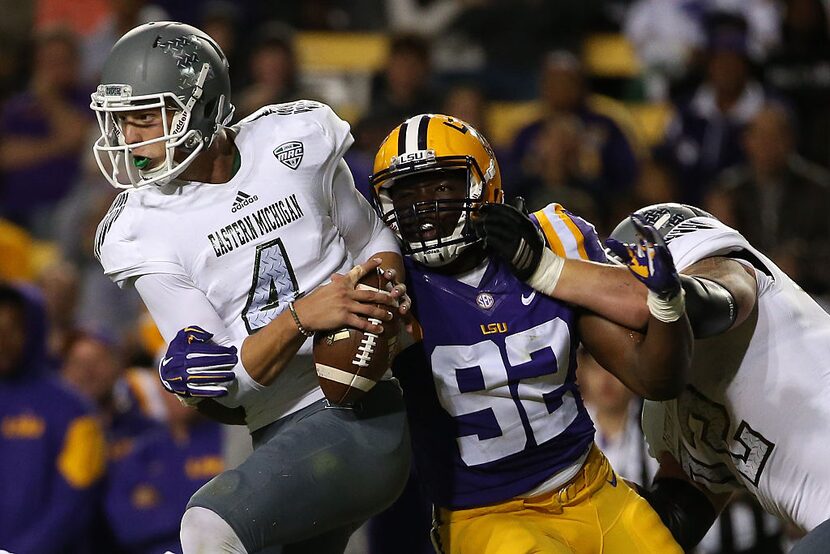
161, 357, 173, 367
521, 291, 536, 306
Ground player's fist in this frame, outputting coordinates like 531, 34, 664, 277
605, 214, 681, 299
473, 197, 545, 281
159, 326, 238, 398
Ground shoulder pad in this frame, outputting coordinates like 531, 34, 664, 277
236, 100, 352, 162
531, 203, 607, 262
238, 100, 327, 124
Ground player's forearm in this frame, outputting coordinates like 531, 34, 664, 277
240, 310, 307, 386
631, 315, 693, 400
241, 254, 403, 386
553, 259, 650, 330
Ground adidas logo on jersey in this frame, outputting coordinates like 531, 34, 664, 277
231, 191, 259, 213
274, 141, 304, 170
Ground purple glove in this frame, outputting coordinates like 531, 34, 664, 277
158, 326, 238, 398
605, 214, 681, 299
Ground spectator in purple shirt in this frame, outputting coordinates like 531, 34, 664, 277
0, 283, 106, 553
0, 27, 92, 235
104, 378, 224, 554
509, 51, 639, 227
654, 12, 770, 205
61, 328, 160, 452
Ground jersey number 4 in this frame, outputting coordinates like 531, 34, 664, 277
431, 318, 579, 467
241, 238, 299, 334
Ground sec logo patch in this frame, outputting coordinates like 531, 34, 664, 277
476, 292, 494, 310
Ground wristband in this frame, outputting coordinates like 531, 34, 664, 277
646, 288, 686, 323
288, 301, 314, 337
526, 248, 565, 295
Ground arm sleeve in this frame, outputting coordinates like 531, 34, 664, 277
679, 275, 737, 338
133, 273, 264, 402
133, 273, 229, 345
330, 158, 399, 261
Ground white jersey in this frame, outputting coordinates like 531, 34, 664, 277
95, 101, 398, 431
642, 217, 830, 531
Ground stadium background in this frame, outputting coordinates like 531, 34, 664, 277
0, 0, 827, 552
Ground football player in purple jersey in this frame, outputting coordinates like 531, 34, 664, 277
369, 113, 694, 554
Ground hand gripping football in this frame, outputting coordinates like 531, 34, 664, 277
313, 268, 400, 404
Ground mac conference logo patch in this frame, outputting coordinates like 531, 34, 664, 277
273, 141, 304, 170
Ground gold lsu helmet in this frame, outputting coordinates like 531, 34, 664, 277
370, 114, 503, 267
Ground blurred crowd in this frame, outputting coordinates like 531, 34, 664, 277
1, 0, 828, 552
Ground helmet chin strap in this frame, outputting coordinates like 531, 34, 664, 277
133, 155, 172, 185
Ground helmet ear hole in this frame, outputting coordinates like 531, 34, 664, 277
203, 98, 218, 124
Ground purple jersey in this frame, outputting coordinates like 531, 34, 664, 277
396, 203, 606, 510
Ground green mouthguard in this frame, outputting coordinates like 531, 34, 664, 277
133, 156, 150, 169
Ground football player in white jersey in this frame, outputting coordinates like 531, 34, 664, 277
607, 204, 830, 553
90, 22, 411, 553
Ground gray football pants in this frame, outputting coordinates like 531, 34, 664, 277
790, 518, 830, 554
188, 380, 411, 553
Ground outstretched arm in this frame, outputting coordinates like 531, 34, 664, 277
561, 255, 756, 338
579, 310, 691, 400
581, 217, 693, 399
474, 199, 758, 336
473, 200, 652, 330
477, 204, 693, 398
554, 259, 650, 329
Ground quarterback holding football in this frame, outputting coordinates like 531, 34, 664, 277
92, 21, 411, 554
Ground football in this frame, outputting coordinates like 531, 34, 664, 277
313, 268, 400, 405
